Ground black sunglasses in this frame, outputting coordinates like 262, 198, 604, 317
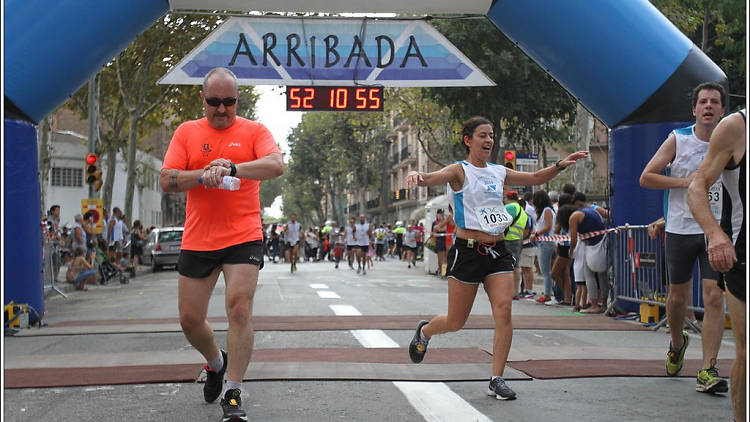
205, 97, 237, 107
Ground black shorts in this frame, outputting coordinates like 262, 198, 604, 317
557, 245, 570, 259
435, 236, 447, 252
724, 261, 746, 302
446, 238, 515, 284
286, 241, 299, 247
665, 233, 719, 284
347, 245, 358, 252
178, 240, 264, 279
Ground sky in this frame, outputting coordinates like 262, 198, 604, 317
254, 85, 302, 218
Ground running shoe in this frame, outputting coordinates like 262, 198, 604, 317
221, 388, 248, 422
536, 295, 550, 303
409, 320, 430, 363
203, 349, 227, 403
487, 377, 517, 400
544, 298, 560, 306
666, 331, 689, 376
696, 362, 729, 394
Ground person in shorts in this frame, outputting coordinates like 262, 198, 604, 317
640, 82, 728, 394
160, 67, 283, 422
688, 109, 746, 420
404, 116, 587, 400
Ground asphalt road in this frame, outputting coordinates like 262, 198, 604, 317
3, 257, 737, 421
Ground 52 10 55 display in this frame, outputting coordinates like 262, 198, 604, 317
286, 86, 383, 112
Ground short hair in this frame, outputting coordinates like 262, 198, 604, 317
573, 191, 587, 203
562, 183, 576, 195
557, 204, 578, 232
74, 214, 83, 222
461, 116, 493, 153
558, 193, 574, 207
49, 205, 60, 213
549, 191, 560, 202
691, 82, 726, 108
523, 191, 533, 201
203, 67, 239, 93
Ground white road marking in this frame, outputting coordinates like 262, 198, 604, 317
317, 291, 341, 299
329, 304, 361, 316
329, 304, 490, 422
309, 283, 329, 289
393, 382, 493, 422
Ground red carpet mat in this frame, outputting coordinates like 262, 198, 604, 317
45, 314, 648, 332
507, 358, 735, 379
4, 347, 493, 389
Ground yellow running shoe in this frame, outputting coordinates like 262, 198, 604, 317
666, 331, 689, 376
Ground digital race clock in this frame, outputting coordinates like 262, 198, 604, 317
286, 86, 383, 112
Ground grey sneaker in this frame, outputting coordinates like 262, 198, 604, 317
488, 377, 517, 400
408, 320, 430, 363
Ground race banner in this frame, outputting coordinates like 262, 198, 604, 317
159, 17, 494, 87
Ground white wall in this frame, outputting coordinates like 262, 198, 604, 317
43, 130, 163, 229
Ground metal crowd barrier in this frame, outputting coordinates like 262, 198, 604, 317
535, 224, 709, 332
42, 234, 67, 299
610, 224, 703, 332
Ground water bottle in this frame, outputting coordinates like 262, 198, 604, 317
219, 176, 241, 191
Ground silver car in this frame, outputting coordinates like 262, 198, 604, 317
141, 227, 183, 272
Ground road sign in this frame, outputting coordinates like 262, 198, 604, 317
81, 198, 104, 235
516, 153, 538, 166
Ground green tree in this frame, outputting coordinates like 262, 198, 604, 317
425, 17, 576, 163
650, 0, 746, 110
66, 13, 259, 220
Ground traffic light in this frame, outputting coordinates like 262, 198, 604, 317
503, 150, 516, 169
85, 153, 103, 192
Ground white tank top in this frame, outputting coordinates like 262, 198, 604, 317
665, 125, 722, 235
345, 226, 356, 245
355, 222, 370, 246
286, 221, 301, 243
111, 218, 124, 242
448, 161, 513, 236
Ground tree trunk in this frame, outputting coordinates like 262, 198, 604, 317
38, 116, 52, 211
573, 103, 595, 193
124, 115, 139, 226
102, 145, 118, 211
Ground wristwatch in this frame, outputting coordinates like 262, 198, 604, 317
555, 160, 566, 171
229, 162, 237, 177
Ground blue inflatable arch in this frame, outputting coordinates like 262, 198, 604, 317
4, 0, 726, 315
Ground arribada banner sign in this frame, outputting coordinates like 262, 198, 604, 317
159, 17, 494, 87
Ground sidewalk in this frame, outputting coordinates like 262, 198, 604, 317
44, 263, 151, 298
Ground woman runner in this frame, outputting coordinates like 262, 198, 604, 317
405, 116, 587, 400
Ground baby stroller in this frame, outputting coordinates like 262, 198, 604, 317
99, 260, 129, 285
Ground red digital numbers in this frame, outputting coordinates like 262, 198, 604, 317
287, 86, 383, 112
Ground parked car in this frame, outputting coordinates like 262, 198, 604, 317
141, 227, 183, 272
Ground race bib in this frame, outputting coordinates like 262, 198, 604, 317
475, 205, 513, 235
684, 180, 722, 220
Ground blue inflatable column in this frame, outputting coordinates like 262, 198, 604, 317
4, 119, 44, 316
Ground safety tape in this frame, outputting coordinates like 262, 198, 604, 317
533, 227, 620, 243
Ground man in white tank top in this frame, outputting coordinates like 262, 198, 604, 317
284, 213, 302, 273
354, 215, 372, 274
640, 82, 728, 394
345, 217, 357, 269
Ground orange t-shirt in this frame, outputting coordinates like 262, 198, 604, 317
162, 117, 280, 251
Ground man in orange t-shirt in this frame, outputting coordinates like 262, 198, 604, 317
161, 67, 283, 422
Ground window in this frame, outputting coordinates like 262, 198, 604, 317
51, 167, 83, 187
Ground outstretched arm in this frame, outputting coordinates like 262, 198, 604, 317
406, 163, 462, 190
505, 151, 589, 186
